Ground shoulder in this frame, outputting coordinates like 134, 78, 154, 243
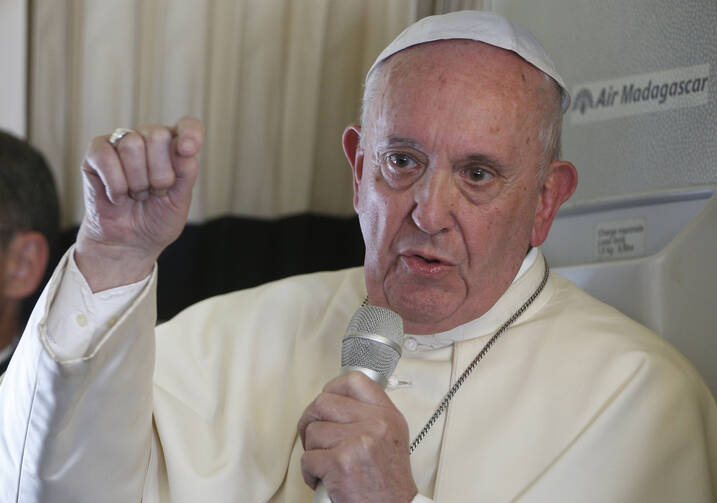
541, 272, 660, 343
526, 272, 711, 396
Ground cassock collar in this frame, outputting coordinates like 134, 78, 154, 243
403, 248, 550, 351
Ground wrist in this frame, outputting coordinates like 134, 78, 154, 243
74, 239, 156, 293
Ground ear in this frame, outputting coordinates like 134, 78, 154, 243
342, 124, 364, 213
530, 161, 578, 247
3, 231, 50, 299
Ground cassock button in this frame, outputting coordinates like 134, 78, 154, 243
404, 337, 418, 351
76, 314, 88, 327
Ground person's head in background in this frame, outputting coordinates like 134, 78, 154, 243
0, 130, 60, 362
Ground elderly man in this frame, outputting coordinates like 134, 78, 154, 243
1, 10, 715, 503
0, 130, 59, 374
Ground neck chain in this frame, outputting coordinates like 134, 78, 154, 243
365, 257, 550, 454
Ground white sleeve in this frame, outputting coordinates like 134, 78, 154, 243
0, 245, 158, 503
44, 249, 150, 360
411, 495, 434, 503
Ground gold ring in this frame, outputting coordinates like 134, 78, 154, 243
108, 128, 135, 148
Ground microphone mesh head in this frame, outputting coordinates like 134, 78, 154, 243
341, 305, 404, 380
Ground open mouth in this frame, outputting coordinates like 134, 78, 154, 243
416, 254, 441, 264
400, 253, 452, 276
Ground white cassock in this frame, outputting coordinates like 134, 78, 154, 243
1, 247, 715, 502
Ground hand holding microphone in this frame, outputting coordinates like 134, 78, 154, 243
298, 305, 419, 503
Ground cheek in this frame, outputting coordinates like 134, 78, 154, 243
358, 177, 414, 257
358, 179, 394, 250
463, 198, 535, 266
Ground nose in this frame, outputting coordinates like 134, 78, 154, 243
411, 166, 456, 235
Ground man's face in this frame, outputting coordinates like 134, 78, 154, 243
348, 41, 567, 335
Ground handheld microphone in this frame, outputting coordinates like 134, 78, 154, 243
313, 304, 404, 503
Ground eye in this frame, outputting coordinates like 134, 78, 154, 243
464, 167, 494, 184
386, 153, 418, 170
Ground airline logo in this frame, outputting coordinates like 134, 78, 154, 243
569, 64, 710, 124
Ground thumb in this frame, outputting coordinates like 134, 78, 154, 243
169, 140, 200, 204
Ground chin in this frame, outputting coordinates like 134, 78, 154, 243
384, 281, 464, 333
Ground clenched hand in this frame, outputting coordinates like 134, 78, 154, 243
75, 117, 204, 292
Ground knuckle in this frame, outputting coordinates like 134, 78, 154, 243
304, 422, 319, 447
297, 412, 309, 433
305, 420, 319, 438
90, 135, 109, 152
149, 171, 175, 188
147, 127, 172, 145
336, 447, 358, 475
117, 133, 144, 154
93, 148, 118, 171
322, 377, 337, 392
313, 392, 330, 412
346, 370, 367, 387
359, 433, 376, 454
340, 372, 359, 391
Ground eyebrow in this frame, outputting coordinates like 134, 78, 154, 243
383, 136, 421, 148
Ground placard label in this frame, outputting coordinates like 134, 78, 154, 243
595, 218, 646, 260
569, 64, 710, 124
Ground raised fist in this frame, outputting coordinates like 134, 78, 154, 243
75, 116, 204, 292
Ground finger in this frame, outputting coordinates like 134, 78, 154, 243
83, 136, 128, 205
166, 117, 204, 200
301, 449, 332, 491
136, 124, 175, 194
173, 116, 204, 157
304, 420, 363, 451
297, 392, 378, 448
323, 371, 393, 407
298, 392, 361, 438
113, 131, 150, 200
168, 137, 200, 202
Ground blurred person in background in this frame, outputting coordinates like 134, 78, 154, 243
0, 130, 60, 374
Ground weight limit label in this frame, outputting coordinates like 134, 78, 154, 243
595, 218, 646, 260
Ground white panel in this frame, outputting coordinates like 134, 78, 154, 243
489, 0, 717, 206
0, 0, 27, 138
543, 187, 712, 267
546, 187, 717, 397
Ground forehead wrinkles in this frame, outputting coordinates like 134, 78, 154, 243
365, 41, 545, 153
383, 40, 543, 99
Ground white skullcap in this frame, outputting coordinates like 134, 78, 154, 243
368, 10, 570, 112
